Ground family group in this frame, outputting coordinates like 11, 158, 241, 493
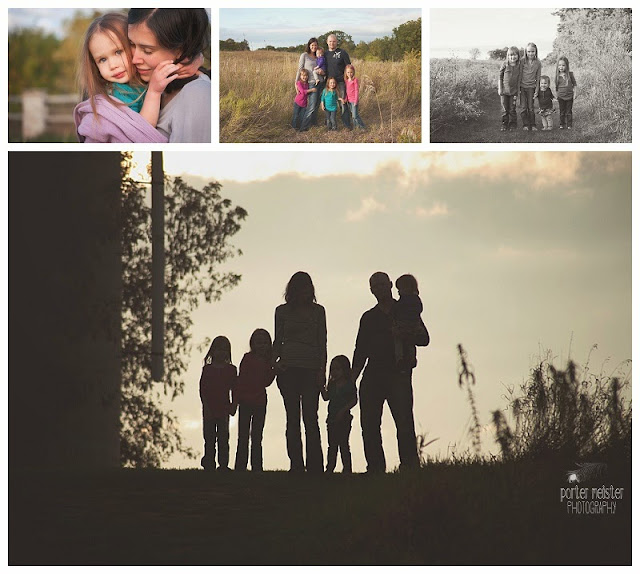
199, 271, 430, 474
498, 43, 577, 132
73, 8, 211, 143
292, 35, 366, 133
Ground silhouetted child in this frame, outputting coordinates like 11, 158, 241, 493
313, 47, 327, 85
537, 75, 556, 130
321, 355, 357, 473
392, 274, 424, 372
199, 336, 237, 471
233, 329, 276, 472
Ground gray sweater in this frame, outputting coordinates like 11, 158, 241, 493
273, 302, 327, 371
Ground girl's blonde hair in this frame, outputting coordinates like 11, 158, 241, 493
77, 12, 142, 116
505, 46, 520, 63
344, 64, 356, 82
525, 42, 539, 61
325, 76, 337, 90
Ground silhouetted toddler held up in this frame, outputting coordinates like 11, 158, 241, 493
199, 336, 237, 471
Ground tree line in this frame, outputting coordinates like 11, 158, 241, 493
220, 18, 421, 62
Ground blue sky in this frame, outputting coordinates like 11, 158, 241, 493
220, 8, 422, 50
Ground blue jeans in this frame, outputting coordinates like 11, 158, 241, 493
277, 367, 323, 472
348, 102, 365, 128
292, 102, 306, 129
299, 81, 321, 131
336, 81, 352, 128
558, 98, 574, 127
520, 87, 536, 128
325, 109, 337, 130
500, 94, 517, 128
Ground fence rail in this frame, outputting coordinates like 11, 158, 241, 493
9, 90, 80, 141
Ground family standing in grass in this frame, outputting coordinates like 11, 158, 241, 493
498, 43, 577, 132
292, 34, 366, 132
199, 271, 430, 474
74, 8, 211, 143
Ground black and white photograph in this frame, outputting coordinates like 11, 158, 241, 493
430, 8, 631, 143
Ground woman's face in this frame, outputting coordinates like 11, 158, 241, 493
128, 21, 180, 82
309, 41, 318, 54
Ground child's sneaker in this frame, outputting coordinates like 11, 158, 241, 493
523, 126, 529, 131
531, 126, 538, 131
500, 126, 507, 132
559, 125, 564, 129
567, 126, 572, 130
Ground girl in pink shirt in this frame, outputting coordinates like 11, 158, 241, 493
292, 69, 317, 130
343, 64, 366, 129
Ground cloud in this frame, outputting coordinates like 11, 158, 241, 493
346, 197, 387, 222
495, 245, 579, 261
414, 202, 449, 218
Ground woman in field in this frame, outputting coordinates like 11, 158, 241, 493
295, 38, 325, 132
127, 8, 211, 142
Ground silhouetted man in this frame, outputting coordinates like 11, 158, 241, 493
352, 272, 430, 473
325, 33, 352, 129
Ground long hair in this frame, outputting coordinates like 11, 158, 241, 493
78, 12, 139, 116
555, 56, 573, 90
128, 8, 210, 93
284, 271, 316, 305
525, 42, 539, 62
204, 336, 232, 365
344, 64, 356, 82
505, 46, 520, 64
305, 37, 319, 54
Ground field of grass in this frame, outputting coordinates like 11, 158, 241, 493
10, 458, 631, 565
430, 57, 631, 143
220, 50, 421, 143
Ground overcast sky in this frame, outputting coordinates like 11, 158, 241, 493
220, 8, 422, 50
131, 151, 633, 472
430, 8, 560, 59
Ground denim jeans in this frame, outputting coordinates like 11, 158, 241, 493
348, 102, 366, 128
359, 370, 419, 472
558, 98, 574, 127
201, 411, 229, 469
500, 94, 517, 128
325, 109, 337, 130
277, 367, 323, 472
336, 81, 352, 128
235, 402, 267, 471
520, 87, 536, 128
292, 102, 306, 129
326, 414, 352, 473
299, 81, 321, 131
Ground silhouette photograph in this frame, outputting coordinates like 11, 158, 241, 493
430, 8, 631, 143
9, 151, 631, 565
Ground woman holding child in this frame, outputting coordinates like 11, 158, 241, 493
295, 38, 325, 132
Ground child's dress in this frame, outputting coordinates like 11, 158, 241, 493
233, 352, 275, 471
199, 362, 236, 470
537, 88, 555, 129
325, 379, 357, 473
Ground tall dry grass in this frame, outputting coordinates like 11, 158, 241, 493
220, 50, 421, 143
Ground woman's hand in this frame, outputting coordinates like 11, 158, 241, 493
148, 60, 180, 95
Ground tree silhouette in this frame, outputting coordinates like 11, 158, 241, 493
120, 153, 248, 467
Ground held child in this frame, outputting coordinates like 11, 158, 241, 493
320, 356, 357, 473
78, 12, 182, 132
233, 329, 276, 472
392, 274, 424, 373
343, 64, 366, 129
555, 57, 578, 130
313, 47, 327, 85
292, 69, 317, 130
320, 77, 339, 131
199, 336, 237, 471
537, 75, 556, 131
498, 47, 522, 131
520, 42, 542, 131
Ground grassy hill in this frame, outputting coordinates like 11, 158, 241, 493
10, 459, 631, 565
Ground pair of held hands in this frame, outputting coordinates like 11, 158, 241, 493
146, 53, 204, 96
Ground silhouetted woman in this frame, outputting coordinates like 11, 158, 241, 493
273, 272, 327, 473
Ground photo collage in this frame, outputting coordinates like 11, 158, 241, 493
6, 3, 634, 567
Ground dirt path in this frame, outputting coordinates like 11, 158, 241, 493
431, 91, 592, 143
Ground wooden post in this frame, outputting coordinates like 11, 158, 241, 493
151, 152, 165, 381
22, 90, 47, 140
